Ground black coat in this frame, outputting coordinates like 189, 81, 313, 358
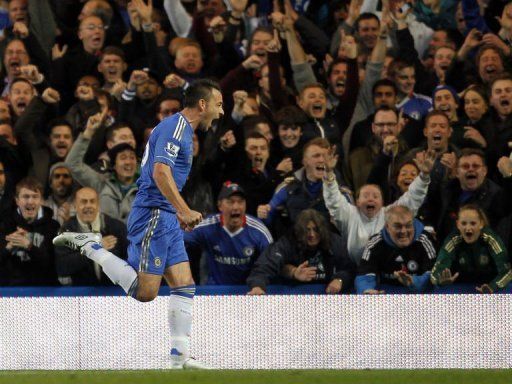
247, 232, 355, 291
54, 214, 128, 286
0, 206, 60, 286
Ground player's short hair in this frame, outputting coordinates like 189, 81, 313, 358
15, 177, 43, 197
183, 79, 220, 108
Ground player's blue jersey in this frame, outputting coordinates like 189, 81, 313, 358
184, 214, 273, 284
132, 113, 193, 212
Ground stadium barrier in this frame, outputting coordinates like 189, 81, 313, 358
1, 285, 511, 370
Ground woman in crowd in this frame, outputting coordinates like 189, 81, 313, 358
246, 209, 355, 295
430, 205, 512, 293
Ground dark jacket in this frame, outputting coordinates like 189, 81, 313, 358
54, 213, 128, 286
0, 206, 60, 286
356, 222, 437, 293
433, 178, 511, 240
247, 231, 355, 291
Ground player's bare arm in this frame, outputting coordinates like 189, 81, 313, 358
153, 162, 202, 229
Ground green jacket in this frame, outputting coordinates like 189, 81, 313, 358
431, 227, 512, 291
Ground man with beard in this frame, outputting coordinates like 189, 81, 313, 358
184, 182, 272, 285
9, 76, 36, 120
346, 107, 408, 191
0, 177, 59, 286
44, 163, 76, 226
355, 205, 436, 294
54, 187, 127, 286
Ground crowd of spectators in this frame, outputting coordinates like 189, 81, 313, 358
1, 0, 512, 294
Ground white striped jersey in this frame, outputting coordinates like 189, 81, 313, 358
133, 113, 193, 212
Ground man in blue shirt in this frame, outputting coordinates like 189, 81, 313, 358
53, 79, 224, 369
184, 182, 273, 285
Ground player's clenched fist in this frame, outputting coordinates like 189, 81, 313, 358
178, 210, 203, 231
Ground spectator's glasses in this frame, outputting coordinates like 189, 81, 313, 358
458, 163, 483, 171
81, 24, 108, 32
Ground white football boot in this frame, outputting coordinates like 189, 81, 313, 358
53, 232, 102, 256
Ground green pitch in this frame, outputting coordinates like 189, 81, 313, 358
1, 370, 511, 384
